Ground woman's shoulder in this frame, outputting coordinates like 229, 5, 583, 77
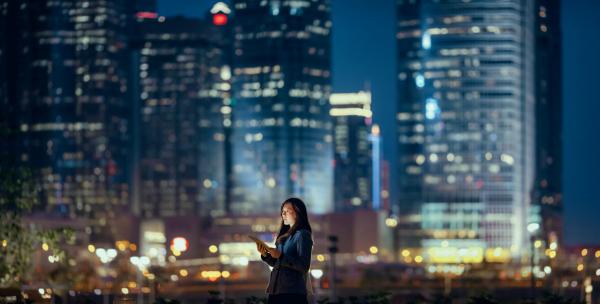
293, 229, 312, 240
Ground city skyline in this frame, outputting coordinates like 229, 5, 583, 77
156, 0, 600, 245
3, 0, 600, 301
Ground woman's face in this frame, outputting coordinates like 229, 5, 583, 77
281, 203, 297, 226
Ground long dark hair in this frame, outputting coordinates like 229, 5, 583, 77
275, 197, 312, 244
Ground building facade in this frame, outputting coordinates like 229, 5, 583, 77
531, 0, 563, 248
396, 0, 537, 263
230, 0, 333, 214
3, 0, 132, 236
131, 8, 231, 218
330, 91, 374, 211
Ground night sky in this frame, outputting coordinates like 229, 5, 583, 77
157, 0, 600, 245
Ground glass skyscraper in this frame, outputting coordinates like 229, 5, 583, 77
396, 0, 537, 263
3, 0, 132, 231
330, 91, 374, 211
532, 0, 562, 247
131, 10, 231, 218
230, 0, 333, 214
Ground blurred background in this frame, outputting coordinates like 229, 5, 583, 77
1, 0, 599, 303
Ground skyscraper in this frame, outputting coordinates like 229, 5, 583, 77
0, 0, 15, 155
330, 91, 374, 211
131, 9, 231, 218
532, 0, 562, 247
230, 0, 333, 214
4, 0, 132, 231
396, 0, 537, 263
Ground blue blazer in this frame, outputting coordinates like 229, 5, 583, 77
261, 229, 313, 294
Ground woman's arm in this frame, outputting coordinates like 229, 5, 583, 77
261, 251, 277, 267
257, 243, 277, 266
278, 230, 313, 273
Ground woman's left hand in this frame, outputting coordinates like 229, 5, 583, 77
266, 247, 281, 258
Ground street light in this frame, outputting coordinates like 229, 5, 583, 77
310, 269, 324, 301
386, 212, 399, 262
527, 222, 540, 300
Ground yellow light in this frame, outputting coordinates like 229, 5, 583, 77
127, 282, 136, 288
172, 249, 181, 256
201, 271, 222, 279
2, 239, 8, 247
427, 246, 484, 264
221, 271, 231, 278
116, 240, 129, 252
316, 254, 325, 262
330, 108, 372, 118
369, 246, 378, 254
88, 245, 96, 253
549, 251, 557, 259
179, 269, 189, 277
385, 217, 398, 227
534, 240, 542, 248
485, 248, 511, 263
42, 243, 49, 251
582, 249, 588, 257
371, 124, 380, 136
595, 250, 600, 258
401, 249, 411, 257
381, 190, 389, 199
415, 256, 423, 263
577, 264, 584, 272
209, 245, 219, 253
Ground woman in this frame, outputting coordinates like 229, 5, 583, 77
256, 197, 313, 304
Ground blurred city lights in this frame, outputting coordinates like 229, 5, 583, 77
171, 237, 189, 252
310, 269, 324, 279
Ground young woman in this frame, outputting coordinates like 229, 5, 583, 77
256, 197, 313, 304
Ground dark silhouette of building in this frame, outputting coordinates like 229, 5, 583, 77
130, 5, 232, 218
2, 0, 133, 236
532, 0, 563, 247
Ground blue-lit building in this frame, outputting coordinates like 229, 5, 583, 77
396, 0, 539, 263
130, 5, 232, 218
2, 0, 132, 233
230, 0, 333, 214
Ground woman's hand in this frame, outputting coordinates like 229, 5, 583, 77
266, 247, 281, 259
256, 243, 268, 256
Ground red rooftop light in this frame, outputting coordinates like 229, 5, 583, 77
213, 13, 228, 26
136, 12, 158, 19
